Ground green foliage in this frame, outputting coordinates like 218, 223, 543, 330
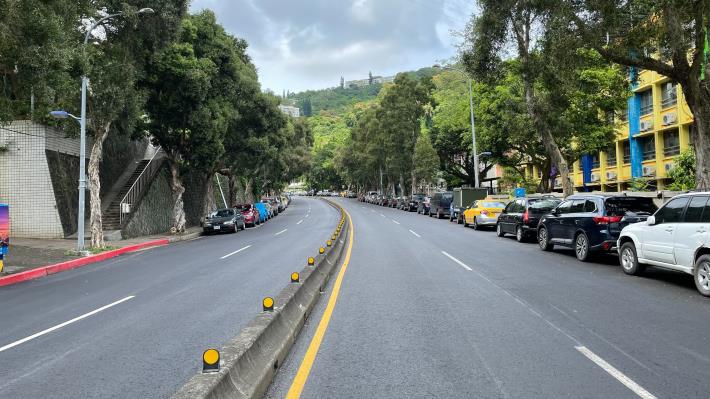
289, 84, 381, 114
412, 133, 439, 186
628, 178, 651, 192
667, 148, 697, 191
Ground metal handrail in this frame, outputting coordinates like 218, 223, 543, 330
119, 146, 162, 225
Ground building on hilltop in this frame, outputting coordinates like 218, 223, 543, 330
278, 105, 300, 118
343, 75, 394, 89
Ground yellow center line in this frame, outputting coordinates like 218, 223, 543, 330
285, 206, 355, 399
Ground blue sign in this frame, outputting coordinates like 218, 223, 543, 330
514, 188, 526, 198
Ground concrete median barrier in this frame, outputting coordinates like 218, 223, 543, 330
172, 199, 350, 399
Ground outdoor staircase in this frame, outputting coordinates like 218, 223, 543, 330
103, 160, 151, 231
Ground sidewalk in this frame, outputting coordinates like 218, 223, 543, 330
1, 227, 202, 276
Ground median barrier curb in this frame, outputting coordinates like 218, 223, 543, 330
172, 199, 350, 399
0, 238, 170, 287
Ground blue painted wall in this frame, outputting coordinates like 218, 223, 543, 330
628, 67, 643, 178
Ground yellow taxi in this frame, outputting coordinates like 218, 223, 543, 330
462, 199, 508, 230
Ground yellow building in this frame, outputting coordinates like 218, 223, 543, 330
522, 69, 693, 192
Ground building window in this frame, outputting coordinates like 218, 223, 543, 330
618, 106, 628, 121
622, 141, 631, 164
661, 82, 677, 108
591, 153, 600, 169
606, 145, 617, 166
639, 90, 653, 115
639, 136, 656, 161
663, 129, 680, 156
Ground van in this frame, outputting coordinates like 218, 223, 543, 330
429, 191, 454, 219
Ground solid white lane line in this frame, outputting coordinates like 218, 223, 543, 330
441, 251, 473, 271
297, 220, 303, 225
392, 220, 400, 225
409, 229, 421, 238
575, 346, 657, 399
220, 245, 252, 259
0, 296, 135, 353
275, 229, 288, 236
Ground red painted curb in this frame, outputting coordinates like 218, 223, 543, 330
0, 239, 170, 288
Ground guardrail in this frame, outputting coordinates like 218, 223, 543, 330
119, 146, 163, 226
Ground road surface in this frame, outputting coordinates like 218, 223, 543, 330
267, 197, 710, 399
0, 198, 338, 399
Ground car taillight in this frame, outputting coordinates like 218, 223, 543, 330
593, 215, 623, 225
522, 211, 529, 223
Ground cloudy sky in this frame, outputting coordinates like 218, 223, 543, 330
189, 0, 477, 93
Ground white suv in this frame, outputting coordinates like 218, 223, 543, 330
617, 192, 710, 296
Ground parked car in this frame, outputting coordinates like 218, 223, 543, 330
236, 204, 260, 227
262, 199, 277, 216
462, 199, 507, 230
418, 196, 431, 215
253, 202, 269, 223
497, 197, 562, 242
203, 208, 245, 234
429, 191, 454, 219
618, 192, 710, 296
404, 193, 425, 212
381, 195, 393, 207
537, 194, 657, 261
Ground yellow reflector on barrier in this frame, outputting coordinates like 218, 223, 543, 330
203, 349, 220, 372
263, 297, 274, 311
319, 247, 325, 254
308, 257, 315, 266
291, 272, 300, 283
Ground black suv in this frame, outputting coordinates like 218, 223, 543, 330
405, 193, 425, 212
497, 197, 561, 242
429, 191, 453, 219
537, 194, 657, 261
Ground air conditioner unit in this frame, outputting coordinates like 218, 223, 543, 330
642, 166, 656, 177
606, 171, 617, 181
662, 113, 677, 125
590, 173, 600, 182
640, 120, 653, 131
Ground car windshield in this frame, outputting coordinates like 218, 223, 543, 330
210, 209, 233, 218
480, 201, 506, 208
236, 204, 251, 211
442, 193, 453, 200
605, 197, 658, 216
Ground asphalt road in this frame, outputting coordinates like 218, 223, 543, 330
267, 197, 710, 399
0, 198, 339, 399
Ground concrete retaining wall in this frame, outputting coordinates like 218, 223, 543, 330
172, 200, 348, 399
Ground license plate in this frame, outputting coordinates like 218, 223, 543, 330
213, 226, 220, 230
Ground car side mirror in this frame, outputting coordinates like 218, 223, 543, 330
646, 215, 656, 225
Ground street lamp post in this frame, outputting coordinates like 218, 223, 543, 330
434, 65, 481, 188
51, 8, 153, 253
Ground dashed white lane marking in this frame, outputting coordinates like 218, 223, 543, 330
575, 346, 657, 399
379, 213, 386, 217
275, 229, 288, 236
392, 220, 400, 225
441, 251, 473, 271
297, 220, 303, 225
409, 229, 421, 238
220, 245, 252, 259
0, 296, 135, 353
305, 214, 310, 218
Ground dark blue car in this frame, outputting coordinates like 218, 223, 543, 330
537, 194, 657, 261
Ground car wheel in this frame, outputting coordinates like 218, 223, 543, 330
575, 233, 591, 262
496, 223, 505, 237
619, 242, 644, 275
472, 217, 479, 230
457, 215, 463, 225
516, 226, 525, 243
463, 217, 469, 227
694, 255, 710, 297
538, 227, 553, 251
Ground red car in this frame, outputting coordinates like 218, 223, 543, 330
236, 204, 260, 227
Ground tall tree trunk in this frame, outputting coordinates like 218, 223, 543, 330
399, 173, 406, 196
202, 173, 216, 216
411, 169, 417, 196
88, 122, 110, 248
681, 80, 710, 189
169, 160, 186, 233
244, 177, 254, 203
228, 174, 237, 207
